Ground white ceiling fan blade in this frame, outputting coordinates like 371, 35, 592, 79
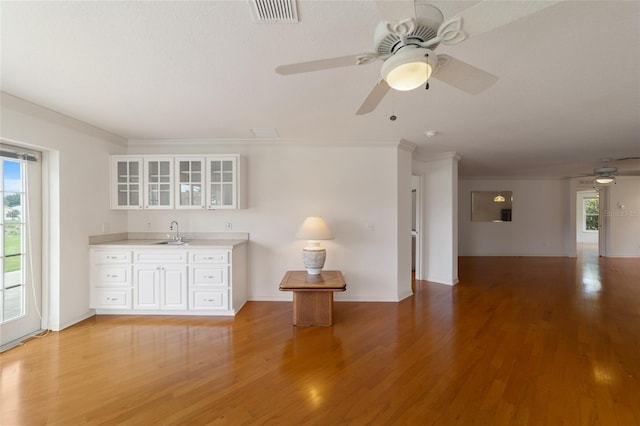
619, 170, 640, 176
432, 55, 498, 95
276, 54, 371, 75
455, 1, 560, 39
356, 80, 391, 115
376, 0, 415, 22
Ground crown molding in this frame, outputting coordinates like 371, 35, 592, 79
459, 175, 567, 181
398, 139, 417, 153
1, 92, 127, 146
127, 138, 407, 149
413, 151, 461, 163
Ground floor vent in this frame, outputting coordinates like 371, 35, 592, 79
250, 0, 298, 23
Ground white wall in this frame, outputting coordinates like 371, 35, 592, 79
1, 93, 127, 330
459, 178, 571, 256
605, 177, 640, 257
396, 144, 413, 300
126, 140, 411, 302
413, 153, 459, 285
576, 190, 598, 244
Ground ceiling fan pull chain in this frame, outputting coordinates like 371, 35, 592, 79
425, 53, 430, 90
390, 90, 397, 121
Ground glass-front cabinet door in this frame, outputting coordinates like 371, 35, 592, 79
144, 158, 173, 209
175, 157, 205, 209
206, 156, 238, 209
110, 155, 240, 210
111, 157, 143, 209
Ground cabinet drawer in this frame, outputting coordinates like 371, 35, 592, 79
189, 251, 229, 264
96, 266, 131, 285
190, 290, 228, 310
93, 289, 132, 309
91, 250, 132, 264
190, 266, 227, 286
134, 251, 187, 264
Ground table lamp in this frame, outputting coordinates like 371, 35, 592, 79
296, 216, 334, 275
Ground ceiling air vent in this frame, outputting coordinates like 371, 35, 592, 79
250, 0, 298, 23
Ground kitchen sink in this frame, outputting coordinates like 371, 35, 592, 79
154, 240, 187, 245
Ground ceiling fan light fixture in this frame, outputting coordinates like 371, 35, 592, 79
595, 176, 615, 184
381, 48, 436, 91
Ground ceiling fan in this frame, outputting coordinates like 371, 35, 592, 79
579, 158, 640, 184
275, 0, 558, 115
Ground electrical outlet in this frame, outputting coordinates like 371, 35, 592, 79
102, 222, 110, 233
225, 222, 233, 230
366, 223, 375, 232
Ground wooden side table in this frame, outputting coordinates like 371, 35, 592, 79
279, 270, 346, 326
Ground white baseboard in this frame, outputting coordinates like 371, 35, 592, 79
50, 310, 95, 331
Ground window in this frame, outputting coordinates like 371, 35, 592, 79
583, 197, 599, 232
1, 158, 26, 322
0, 142, 41, 348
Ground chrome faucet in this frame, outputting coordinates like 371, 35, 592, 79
169, 220, 181, 242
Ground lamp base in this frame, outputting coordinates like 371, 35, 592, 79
302, 248, 326, 275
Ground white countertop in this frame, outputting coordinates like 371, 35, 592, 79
89, 239, 247, 249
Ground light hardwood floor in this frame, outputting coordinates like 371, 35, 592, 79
2, 254, 639, 425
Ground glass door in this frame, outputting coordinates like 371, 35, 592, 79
144, 158, 173, 209
0, 144, 42, 349
175, 157, 205, 209
207, 156, 237, 209
111, 157, 142, 209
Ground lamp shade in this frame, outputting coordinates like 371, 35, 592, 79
381, 47, 437, 91
296, 216, 334, 240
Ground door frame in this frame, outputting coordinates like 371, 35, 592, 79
0, 142, 45, 350
412, 175, 423, 280
597, 186, 609, 257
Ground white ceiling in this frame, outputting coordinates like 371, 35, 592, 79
2, 1, 639, 177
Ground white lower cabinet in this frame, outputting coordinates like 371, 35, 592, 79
90, 250, 133, 309
94, 289, 131, 309
191, 290, 228, 310
133, 264, 187, 310
188, 250, 229, 311
90, 243, 247, 316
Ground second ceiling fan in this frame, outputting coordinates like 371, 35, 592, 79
275, 0, 558, 115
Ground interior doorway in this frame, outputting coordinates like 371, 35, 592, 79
576, 189, 599, 258
411, 176, 422, 285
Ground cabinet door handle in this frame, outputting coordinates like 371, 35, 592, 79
206, 275, 214, 279
107, 274, 119, 278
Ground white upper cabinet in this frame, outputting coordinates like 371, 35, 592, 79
206, 155, 239, 210
111, 155, 241, 210
175, 156, 206, 209
111, 157, 143, 209
144, 157, 174, 209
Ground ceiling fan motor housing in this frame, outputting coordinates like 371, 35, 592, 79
594, 166, 617, 175
374, 3, 444, 54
